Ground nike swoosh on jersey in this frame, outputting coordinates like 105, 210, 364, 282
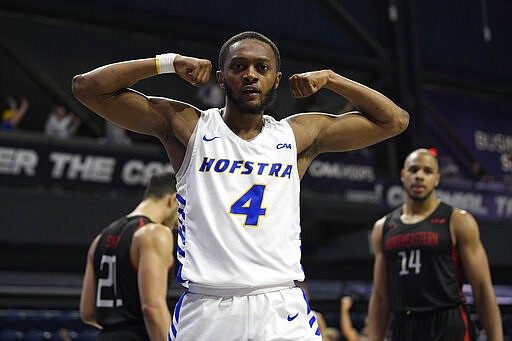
287, 312, 299, 321
202, 135, 221, 142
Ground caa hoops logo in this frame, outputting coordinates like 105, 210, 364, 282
276, 143, 291, 150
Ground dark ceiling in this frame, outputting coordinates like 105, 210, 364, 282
1, 0, 511, 100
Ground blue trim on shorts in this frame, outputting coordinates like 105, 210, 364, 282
171, 323, 177, 338
300, 288, 311, 314
174, 292, 186, 323
309, 315, 316, 327
169, 292, 187, 339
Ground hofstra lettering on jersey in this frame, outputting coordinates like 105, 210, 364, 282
385, 231, 439, 250
198, 157, 293, 178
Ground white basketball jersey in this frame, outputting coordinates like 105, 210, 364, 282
175, 108, 304, 289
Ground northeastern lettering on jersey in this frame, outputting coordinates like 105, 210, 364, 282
382, 202, 465, 313
385, 231, 439, 250
198, 157, 293, 178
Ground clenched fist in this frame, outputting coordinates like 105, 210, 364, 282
174, 55, 212, 87
288, 69, 332, 98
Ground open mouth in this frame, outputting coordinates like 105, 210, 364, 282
241, 86, 261, 96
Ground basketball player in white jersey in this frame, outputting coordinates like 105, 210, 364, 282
73, 31, 409, 340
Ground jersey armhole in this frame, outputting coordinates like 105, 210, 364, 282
175, 111, 203, 180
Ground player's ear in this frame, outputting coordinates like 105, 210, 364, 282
168, 192, 177, 208
274, 71, 282, 89
216, 70, 225, 89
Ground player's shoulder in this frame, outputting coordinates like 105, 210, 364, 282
449, 206, 480, 242
370, 216, 388, 246
450, 206, 476, 223
134, 223, 173, 245
373, 215, 388, 230
137, 222, 172, 234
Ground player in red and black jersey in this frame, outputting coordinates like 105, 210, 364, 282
80, 172, 178, 341
367, 149, 502, 341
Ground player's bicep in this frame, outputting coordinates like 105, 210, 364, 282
315, 111, 395, 153
453, 210, 493, 289
289, 111, 389, 156
86, 88, 179, 137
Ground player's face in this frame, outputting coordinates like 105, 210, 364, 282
217, 39, 281, 114
401, 153, 440, 202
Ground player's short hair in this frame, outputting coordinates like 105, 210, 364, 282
218, 31, 281, 71
143, 171, 176, 200
404, 148, 440, 172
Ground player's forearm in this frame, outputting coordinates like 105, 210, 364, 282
72, 59, 157, 100
324, 71, 409, 131
367, 296, 390, 341
142, 304, 171, 341
82, 319, 102, 330
79, 308, 102, 330
474, 286, 503, 341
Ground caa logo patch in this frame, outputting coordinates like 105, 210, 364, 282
276, 143, 292, 150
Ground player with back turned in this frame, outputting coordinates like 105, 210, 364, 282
80, 172, 178, 341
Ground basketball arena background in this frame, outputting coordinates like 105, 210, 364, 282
1, 0, 512, 339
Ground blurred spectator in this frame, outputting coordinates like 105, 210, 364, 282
104, 121, 132, 145
322, 327, 340, 341
477, 329, 488, 341
438, 154, 462, 180
470, 160, 494, 183
1, 96, 29, 131
44, 105, 81, 139
57, 328, 72, 341
340, 296, 368, 341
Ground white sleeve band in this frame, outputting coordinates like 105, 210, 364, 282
155, 53, 178, 74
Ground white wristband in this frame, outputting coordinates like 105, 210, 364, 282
155, 53, 178, 74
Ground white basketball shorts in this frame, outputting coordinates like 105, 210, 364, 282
168, 286, 322, 341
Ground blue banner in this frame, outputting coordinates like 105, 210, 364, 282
424, 90, 512, 183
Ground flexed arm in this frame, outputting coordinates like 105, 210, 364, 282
72, 54, 212, 141
288, 70, 408, 158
